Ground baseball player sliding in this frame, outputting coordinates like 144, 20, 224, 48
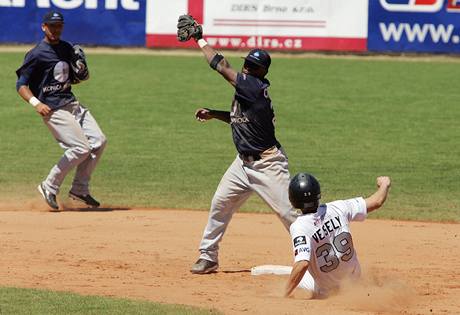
176, 15, 298, 274
16, 11, 106, 211
285, 173, 391, 298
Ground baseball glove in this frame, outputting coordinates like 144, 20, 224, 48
70, 44, 89, 84
177, 14, 202, 42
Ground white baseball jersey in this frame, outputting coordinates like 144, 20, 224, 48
290, 197, 367, 294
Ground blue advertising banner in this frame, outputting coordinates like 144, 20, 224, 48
0, 0, 146, 46
369, 0, 460, 53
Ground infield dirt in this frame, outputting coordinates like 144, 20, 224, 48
0, 203, 459, 314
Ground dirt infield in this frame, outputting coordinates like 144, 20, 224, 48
0, 203, 459, 315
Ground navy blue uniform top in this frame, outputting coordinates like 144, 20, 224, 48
16, 40, 76, 110
231, 73, 279, 155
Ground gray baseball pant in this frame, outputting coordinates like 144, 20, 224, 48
42, 102, 106, 196
198, 147, 298, 263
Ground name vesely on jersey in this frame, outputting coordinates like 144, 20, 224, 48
312, 216, 342, 243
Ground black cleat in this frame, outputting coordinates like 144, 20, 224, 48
68, 192, 100, 208
190, 259, 218, 274
37, 183, 59, 211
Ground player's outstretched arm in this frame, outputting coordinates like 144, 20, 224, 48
365, 176, 391, 213
195, 108, 230, 124
196, 41, 238, 86
17, 84, 52, 117
176, 15, 237, 86
284, 260, 309, 298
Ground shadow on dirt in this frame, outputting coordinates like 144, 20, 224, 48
60, 206, 131, 212
220, 269, 251, 274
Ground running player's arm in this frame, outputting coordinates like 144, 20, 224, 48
196, 40, 237, 87
284, 260, 309, 298
16, 78, 51, 117
365, 176, 391, 213
285, 229, 311, 298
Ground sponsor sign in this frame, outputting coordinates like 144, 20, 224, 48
0, 0, 146, 46
146, 0, 368, 51
368, 0, 460, 53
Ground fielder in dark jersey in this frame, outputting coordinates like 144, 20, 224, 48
183, 19, 298, 274
16, 11, 106, 211
231, 72, 279, 155
17, 40, 76, 110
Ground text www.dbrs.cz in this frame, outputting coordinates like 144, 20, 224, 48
206, 36, 303, 49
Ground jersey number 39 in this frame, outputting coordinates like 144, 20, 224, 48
315, 232, 354, 273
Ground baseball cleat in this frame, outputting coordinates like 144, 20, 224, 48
37, 183, 59, 211
68, 192, 100, 208
190, 259, 218, 274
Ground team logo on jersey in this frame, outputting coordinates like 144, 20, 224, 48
230, 99, 250, 124
54, 61, 69, 83
379, 0, 443, 12
231, 116, 250, 124
293, 236, 307, 247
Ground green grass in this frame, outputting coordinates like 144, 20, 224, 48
0, 287, 220, 314
0, 52, 458, 222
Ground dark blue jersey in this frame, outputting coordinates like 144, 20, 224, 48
16, 40, 76, 110
231, 73, 279, 155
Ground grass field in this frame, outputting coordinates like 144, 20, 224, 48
0, 51, 458, 222
0, 287, 219, 314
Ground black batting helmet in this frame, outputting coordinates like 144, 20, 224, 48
289, 173, 321, 213
244, 49, 271, 70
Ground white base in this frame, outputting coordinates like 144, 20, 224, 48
251, 265, 292, 276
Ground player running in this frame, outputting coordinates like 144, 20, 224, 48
176, 15, 298, 274
284, 173, 391, 298
16, 11, 106, 211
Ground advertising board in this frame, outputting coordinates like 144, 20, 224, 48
146, 0, 368, 51
0, 0, 146, 46
368, 0, 460, 53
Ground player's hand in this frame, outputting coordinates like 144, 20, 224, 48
195, 108, 212, 122
35, 103, 52, 117
75, 59, 86, 72
376, 176, 391, 188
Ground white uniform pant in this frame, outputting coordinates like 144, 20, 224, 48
298, 264, 362, 298
298, 271, 324, 298
198, 147, 297, 263
42, 102, 106, 196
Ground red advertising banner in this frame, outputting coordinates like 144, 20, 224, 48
146, 0, 368, 52
146, 34, 366, 51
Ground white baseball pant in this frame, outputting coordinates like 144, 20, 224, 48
197, 147, 298, 263
42, 102, 106, 195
